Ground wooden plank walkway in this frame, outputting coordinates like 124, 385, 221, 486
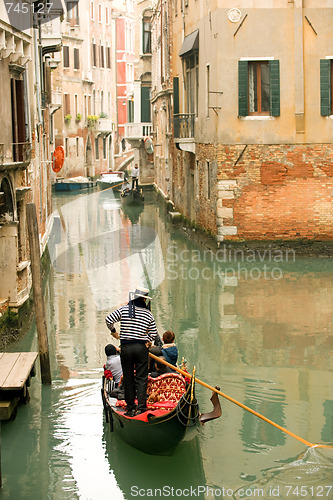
0, 352, 38, 420
0, 353, 38, 390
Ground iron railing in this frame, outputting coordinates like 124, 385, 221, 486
173, 113, 195, 139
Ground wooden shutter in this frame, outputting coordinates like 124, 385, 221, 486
320, 59, 331, 116
238, 60, 248, 117
173, 77, 179, 115
269, 60, 280, 117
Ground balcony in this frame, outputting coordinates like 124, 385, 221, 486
173, 114, 195, 154
124, 123, 153, 140
0, 143, 31, 170
96, 118, 114, 134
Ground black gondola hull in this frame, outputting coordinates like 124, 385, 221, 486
102, 379, 201, 455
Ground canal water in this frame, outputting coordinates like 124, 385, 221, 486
1, 188, 333, 499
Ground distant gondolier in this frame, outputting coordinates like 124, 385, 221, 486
131, 163, 139, 190
105, 287, 158, 416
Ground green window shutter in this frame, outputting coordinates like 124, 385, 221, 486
141, 86, 151, 122
238, 61, 248, 117
269, 60, 280, 117
173, 77, 179, 115
320, 59, 331, 116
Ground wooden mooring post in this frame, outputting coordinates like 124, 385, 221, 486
26, 203, 52, 385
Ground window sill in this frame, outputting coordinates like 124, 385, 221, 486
239, 116, 275, 121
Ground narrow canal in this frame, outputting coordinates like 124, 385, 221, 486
1, 188, 333, 499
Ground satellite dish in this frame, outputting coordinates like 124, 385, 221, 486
52, 146, 65, 172
144, 137, 154, 154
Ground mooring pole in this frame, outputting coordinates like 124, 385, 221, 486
26, 203, 52, 385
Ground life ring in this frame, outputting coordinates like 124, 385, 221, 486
52, 146, 65, 172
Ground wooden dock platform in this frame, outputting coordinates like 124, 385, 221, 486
0, 352, 38, 420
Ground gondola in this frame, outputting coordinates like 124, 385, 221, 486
101, 370, 221, 455
120, 187, 144, 206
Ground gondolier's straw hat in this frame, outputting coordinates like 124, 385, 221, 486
129, 286, 152, 317
131, 286, 152, 301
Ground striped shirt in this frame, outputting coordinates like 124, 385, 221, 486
105, 305, 158, 343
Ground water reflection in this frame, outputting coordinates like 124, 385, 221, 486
1, 189, 332, 499
104, 431, 207, 499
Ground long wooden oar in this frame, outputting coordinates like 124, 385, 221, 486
149, 352, 333, 449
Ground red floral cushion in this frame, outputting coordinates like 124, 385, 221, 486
147, 373, 186, 403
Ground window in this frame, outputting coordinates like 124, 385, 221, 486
179, 30, 199, 117
66, 1, 79, 26
142, 16, 152, 54
100, 42, 104, 68
65, 138, 69, 156
90, 0, 94, 19
63, 46, 70, 68
100, 91, 104, 113
92, 39, 97, 67
74, 48, 80, 69
320, 59, 333, 116
128, 98, 134, 122
105, 6, 109, 24
106, 43, 111, 69
206, 64, 210, 118
103, 137, 107, 159
76, 137, 79, 156
98, 4, 102, 22
127, 63, 134, 83
93, 89, 96, 114
95, 137, 99, 160
185, 53, 199, 116
238, 59, 280, 117
74, 94, 78, 117
64, 93, 70, 115
126, 22, 133, 53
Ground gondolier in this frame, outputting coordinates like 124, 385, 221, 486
105, 287, 158, 417
131, 163, 139, 190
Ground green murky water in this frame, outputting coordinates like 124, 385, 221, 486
1, 188, 333, 499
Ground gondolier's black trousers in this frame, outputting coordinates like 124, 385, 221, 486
131, 177, 139, 190
120, 342, 148, 412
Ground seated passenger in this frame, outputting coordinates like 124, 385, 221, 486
104, 344, 123, 386
149, 330, 178, 374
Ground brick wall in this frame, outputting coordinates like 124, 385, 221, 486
192, 144, 333, 241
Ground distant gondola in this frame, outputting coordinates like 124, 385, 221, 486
101, 371, 221, 455
120, 188, 144, 206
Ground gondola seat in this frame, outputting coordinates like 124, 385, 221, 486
147, 373, 186, 403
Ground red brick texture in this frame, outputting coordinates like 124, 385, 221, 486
196, 143, 333, 241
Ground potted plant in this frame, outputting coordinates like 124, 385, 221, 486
75, 113, 82, 123
86, 115, 98, 127
99, 112, 108, 119
64, 114, 72, 124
